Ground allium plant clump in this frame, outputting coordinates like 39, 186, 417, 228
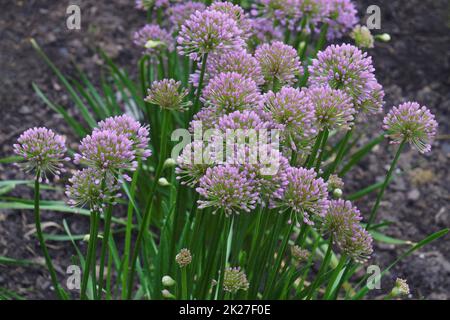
7, 0, 447, 302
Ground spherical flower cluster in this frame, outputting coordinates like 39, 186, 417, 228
326, 0, 358, 40
291, 245, 310, 263
216, 110, 277, 132
383, 102, 438, 154
175, 248, 192, 268
145, 79, 192, 111
309, 44, 384, 114
65, 168, 120, 212
177, 9, 245, 61
324, 200, 373, 261
276, 167, 329, 225
96, 114, 151, 160
201, 72, 261, 113
253, 0, 302, 30
196, 164, 259, 215
191, 50, 264, 87
176, 141, 217, 187
255, 41, 302, 87
248, 17, 283, 44
168, 2, 206, 29
223, 267, 249, 293
210, 1, 252, 38
350, 25, 374, 49
133, 24, 174, 55
392, 278, 410, 296
305, 86, 355, 130
261, 87, 316, 149
74, 130, 137, 174
14, 127, 69, 182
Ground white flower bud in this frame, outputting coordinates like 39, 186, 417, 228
333, 188, 343, 198
163, 158, 177, 169
162, 275, 176, 287
375, 33, 391, 42
161, 289, 175, 299
158, 177, 170, 187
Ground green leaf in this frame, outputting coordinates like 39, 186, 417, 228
0, 256, 40, 267
340, 134, 384, 176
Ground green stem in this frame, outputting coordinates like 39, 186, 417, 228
81, 209, 98, 300
324, 129, 353, 180
191, 53, 208, 117
305, 130, 324, 168
97, 203, 113, 299
181, 267, 188, 300
315, 128, 329, 172
367, 140, 406, 229
33, 173, 65, 300
305, 236, 333, 299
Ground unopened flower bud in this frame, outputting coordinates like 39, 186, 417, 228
158, 177, 170, 187
161, 289, 175, 299
333, 188, 343, 198
163, 158, 177, 169
162, 275, 176, 287
375, 33, 391, 42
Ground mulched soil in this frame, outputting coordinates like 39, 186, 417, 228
0, 0, 448, 299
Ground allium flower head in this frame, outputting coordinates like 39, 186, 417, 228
324, 200, 373, 261
305, 86, 355, 130
145, 79, 191, 111
133, 24, 174, 55
176, 141, 217, 187
248, 17, 283, 44
74, 130, 137, 174
261, 87, 316, 149
191, 50, 264, 87
223, 267, 249, 293
202, 72, 261, 113
177, 9, 245, 61
350, 25, 374, 49
135, 0, 169, 11
196, 164, 259, 215
291, 245, 310, 263
217, 110, 276, 132
253, 0, 302, 30
65, 168, 120, 212
383, 102, 438, 154
14, 127, 69, 182
255, 41, 302, 87
393, 278, 410, 296
309, 44, 384, 114
96, 115, 151, 160
210, 1, 252, 38
175, 248, 192, 268
326, 0, 358, 40
168, 2, 206, 29
276, 167, 329, 225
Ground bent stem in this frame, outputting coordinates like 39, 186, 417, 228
366, 140, 406, 229
33, 172, 65, 300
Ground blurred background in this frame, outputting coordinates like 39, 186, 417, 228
0, 0, 448, 299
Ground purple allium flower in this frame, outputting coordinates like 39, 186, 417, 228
326, 0, 358, 40
223, 267, 250, 293
305, 86, 355, 130
248, 17, 283, 44
383, 102, 438, 154
135, 0, 169, 11
260, 87, 316, 150
74, 130, 137, 175
202, 72, 261, 113
13, 127, 69, 182
324, 200, 373, 261
309, 44, 384, 114
96, 114, 151, 160
65, 168, 120, 211
210, 1, 252, 38
216, 110, 277, 132
196, 164, 259, 215
291, 245, 310, 263
168, 1, 206, 29
145, 79, 191, 111
133, 24, 174, 56
190, 50, 264, 87
253, 0, 302, 30
177, 9, 245, 61
176, 141, 217, 187
275, 166, 329, 225
255, 41, 302, 87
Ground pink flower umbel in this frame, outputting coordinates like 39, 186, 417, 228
324, 200, 373, 261
145, 79, 192, 111
260, 87, 316, 150
133, 24, 174, 56
14, 127, 69, 182
309, 44, 384, 114
74, 130, 137, 176
326, 0, 358, 40
168, 2, 206, 29
383, 102, 438, 153
202, 72, 261, 113
177, 9, 245, 61
275, 167, 329, 225
96, 114, 151, 160
305, 85, 355, 130
255, 41, 302, 87
196, 164, 259, 215
66, 168, 120, 212
210, 1, 252, 38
